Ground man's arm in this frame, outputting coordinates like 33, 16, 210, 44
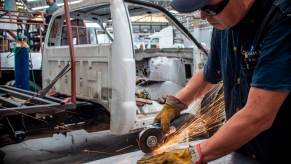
154, 70, 215, 132
200, 87, 289, 162
175, 69, 215, 105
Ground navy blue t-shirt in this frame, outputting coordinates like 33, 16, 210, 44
203, 0, 291, 163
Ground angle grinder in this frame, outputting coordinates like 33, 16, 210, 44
138, 113, 194, 153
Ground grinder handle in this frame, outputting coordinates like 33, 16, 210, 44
171, 113, 195, 129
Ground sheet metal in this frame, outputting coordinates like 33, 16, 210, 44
87, 140, 259, 164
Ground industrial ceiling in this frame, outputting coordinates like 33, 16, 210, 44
22, 0, 171, 11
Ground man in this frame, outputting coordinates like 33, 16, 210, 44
45, 0, 59, 25
138, 0, 291, 163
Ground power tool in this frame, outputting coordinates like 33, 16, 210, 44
138, 113, 194, 153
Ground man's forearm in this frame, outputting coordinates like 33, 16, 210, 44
199, 88, 288, 162
200, 108, 266, 161
175, 69, 214, 105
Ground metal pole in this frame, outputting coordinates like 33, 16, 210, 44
63, 0, 77, 104
39, 25, 42, 52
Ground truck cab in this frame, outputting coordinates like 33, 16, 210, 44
43, 0, 206, 135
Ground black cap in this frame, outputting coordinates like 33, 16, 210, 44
171, 0, 209, 13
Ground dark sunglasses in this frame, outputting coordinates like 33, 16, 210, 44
201, 0, 229, 16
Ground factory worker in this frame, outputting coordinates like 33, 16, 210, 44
138, 0, 291, 163
45, 0, 59, 25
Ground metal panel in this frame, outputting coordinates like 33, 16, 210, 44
43, 45, 111, 103
86, 140, 258, 164
110, 0, 137, 135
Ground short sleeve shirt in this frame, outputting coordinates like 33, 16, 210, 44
203, 0, 291, 163
46, 2, 59, 15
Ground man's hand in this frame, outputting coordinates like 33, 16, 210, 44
154, 104, 180, 132
154, 96, 187, 132
137, 148, 192, 164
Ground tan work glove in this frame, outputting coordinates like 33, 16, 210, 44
137, 148, 192, 164
154, 96, 188, 132
137, 144, 204, 164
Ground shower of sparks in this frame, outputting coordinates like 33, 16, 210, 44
155, 85, 225, 154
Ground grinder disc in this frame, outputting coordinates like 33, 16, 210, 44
138, 126, 163, 153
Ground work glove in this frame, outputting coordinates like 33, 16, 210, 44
137, 144, 204, 164
154, 96, 188, 132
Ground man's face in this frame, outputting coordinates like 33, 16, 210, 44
201, 0, 255, 30
47, 0, 54, 5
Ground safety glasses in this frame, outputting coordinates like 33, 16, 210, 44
201, 0, 229, 16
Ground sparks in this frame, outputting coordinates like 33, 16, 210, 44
155, 84, 225, 154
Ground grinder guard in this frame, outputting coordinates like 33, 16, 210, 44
138, 113, 194, 153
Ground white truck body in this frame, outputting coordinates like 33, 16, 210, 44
147, 26, 184, 49
43, 0, 207, 135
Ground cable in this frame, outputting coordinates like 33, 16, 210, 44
28, 49, 37, 92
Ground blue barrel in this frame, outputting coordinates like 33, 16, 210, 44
14, 47, 30, 90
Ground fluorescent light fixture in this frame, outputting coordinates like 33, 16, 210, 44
57, 0, 83, 6
32, 0, 83, 11
27, 0, 42, 2
85, 22, 101, 28
32, 5, 49, 10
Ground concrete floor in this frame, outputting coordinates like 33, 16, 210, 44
0, 130, 139, 164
